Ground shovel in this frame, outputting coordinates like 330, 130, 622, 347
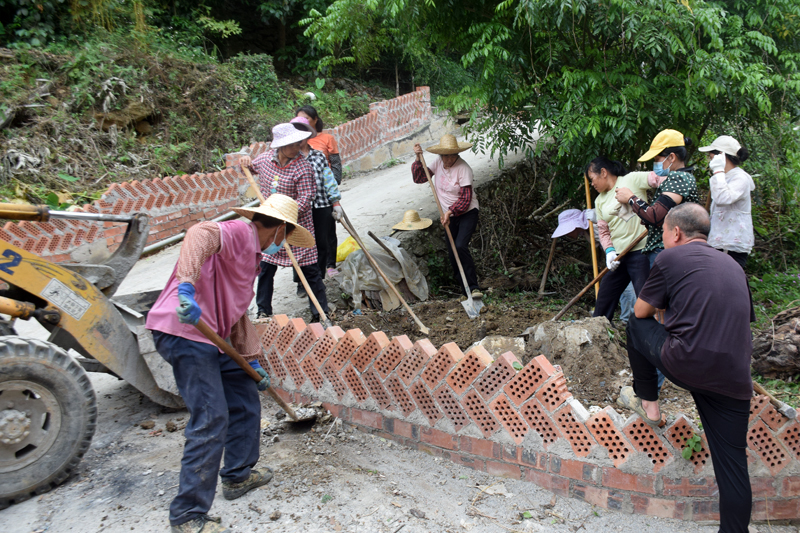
338, 211, 430, 334
753, 381, 797, 419
418, 153, 483, 319
241, 167, 333, 329
194, 318, 317, 422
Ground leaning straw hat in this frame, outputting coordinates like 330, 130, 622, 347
426, 134, 472, 155
271, 123, 312, 149
392, 210, 433, 231
232, 194, 315, 248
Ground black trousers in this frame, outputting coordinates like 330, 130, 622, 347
716, 249, 748, 271
327, 219, 338, 269
626, 316, 752, 533
593, 250, 650, 322
257, 261, 329, 318
446, 208, 479, 294
312, 207, 334, 277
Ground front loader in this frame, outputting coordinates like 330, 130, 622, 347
0, 203, 182, 509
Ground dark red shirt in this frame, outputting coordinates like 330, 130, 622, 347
638, 241, 754, 400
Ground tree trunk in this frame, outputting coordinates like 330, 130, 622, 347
751, 306, 800, 379
395, 63, 400, 97
276, 20, 287, 72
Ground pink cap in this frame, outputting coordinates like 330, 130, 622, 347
552, 209, 589, 238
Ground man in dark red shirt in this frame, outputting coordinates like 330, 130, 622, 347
618, 203, 754, 533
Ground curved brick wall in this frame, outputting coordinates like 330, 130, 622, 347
2, 87, 433, 264
255, 315, 800, 523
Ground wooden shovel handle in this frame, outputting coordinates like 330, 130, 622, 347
551, 230, 648, 321
195, 318, 299, 421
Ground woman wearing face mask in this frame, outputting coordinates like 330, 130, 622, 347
615, 129, 700, 265
239, 123, 330, 322
698, 136, 754, 271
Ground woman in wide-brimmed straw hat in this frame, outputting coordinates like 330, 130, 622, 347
239, 123, 329, 321
145, 194, 311, 532
411, 134, 482, 299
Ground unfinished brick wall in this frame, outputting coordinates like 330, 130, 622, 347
256, 316, 800, 523
225, 86, 432, 169
2, 88, 433, 264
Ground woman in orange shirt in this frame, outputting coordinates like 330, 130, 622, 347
296, 105, 342, 275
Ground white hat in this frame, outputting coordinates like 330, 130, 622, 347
232, 194, 315, 247
552, 209, 589, 238
271, 123, 312, 149
698, 135, 742, 157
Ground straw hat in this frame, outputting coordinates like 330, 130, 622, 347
232, 194, 315, 247
271, 123, 312, 149
638, 129, 685, 161
392, 210, 433, 231
290, 116, 317, 139
426, 134, 472, 155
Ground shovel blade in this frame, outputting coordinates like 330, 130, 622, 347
461, 297, 483, 319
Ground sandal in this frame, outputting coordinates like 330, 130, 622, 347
617, 386, 664, 427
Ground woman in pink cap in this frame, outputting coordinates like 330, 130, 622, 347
239, 123, 329, 322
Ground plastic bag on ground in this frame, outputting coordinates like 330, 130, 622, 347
336, 236, 360, 263
339, 237, 428, 311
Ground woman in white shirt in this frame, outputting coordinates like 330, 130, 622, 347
698, 136, 754, 270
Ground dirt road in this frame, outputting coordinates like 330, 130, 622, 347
3, 144, 793, 532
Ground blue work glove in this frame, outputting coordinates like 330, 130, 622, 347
249, 360, 270, 391
176, 282, 202, 325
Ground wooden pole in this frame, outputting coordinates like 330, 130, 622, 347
584, 173, 599, 298
538, 238, 557, 295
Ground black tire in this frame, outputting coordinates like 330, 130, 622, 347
0, 336, 97, 509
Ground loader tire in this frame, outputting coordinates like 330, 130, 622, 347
0, 336, 97, 509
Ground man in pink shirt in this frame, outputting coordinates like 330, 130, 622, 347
146, 195, 314, 533
411, 135, 482, 299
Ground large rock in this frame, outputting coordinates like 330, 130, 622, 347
752, 306, 800, 379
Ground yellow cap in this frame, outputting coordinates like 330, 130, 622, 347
638, 129, 685, 162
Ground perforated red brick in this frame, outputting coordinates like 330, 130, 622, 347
395, 339, 436, 385
519, 397, 561, 448
750, 395, 769, 424
623, 419, 672, 472
374, 335, 413, 379
321, 361, 348, 399
748, 419, 790, 476
409, 380, 442, 426
308, 326, 345, 367
266, 348, 287, 380
260, 315, 289, 351
586, 410, 631, 467
461, 389, 499, 438
778, 420, 800, 460
385, 375, 415, 416
329, 329, 366, 371
503, 355, 557, 407
475, 352, 519, 401
290, 323, 325, 361
434, 385, 469, 431
352, 331, 389, 372
342, 364, 369, 402
300, 357, 325, 390
282, 349, 306, 387
665, 417, 710, 473
421, 343, 463, 391
275, 318, 306, 355
534, 374, 571, 412
554, 404, 596, 457
361, 368, 392, 410
446, 345, 493, 396
760, 403, 791, 432
488, 395, 529, 444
